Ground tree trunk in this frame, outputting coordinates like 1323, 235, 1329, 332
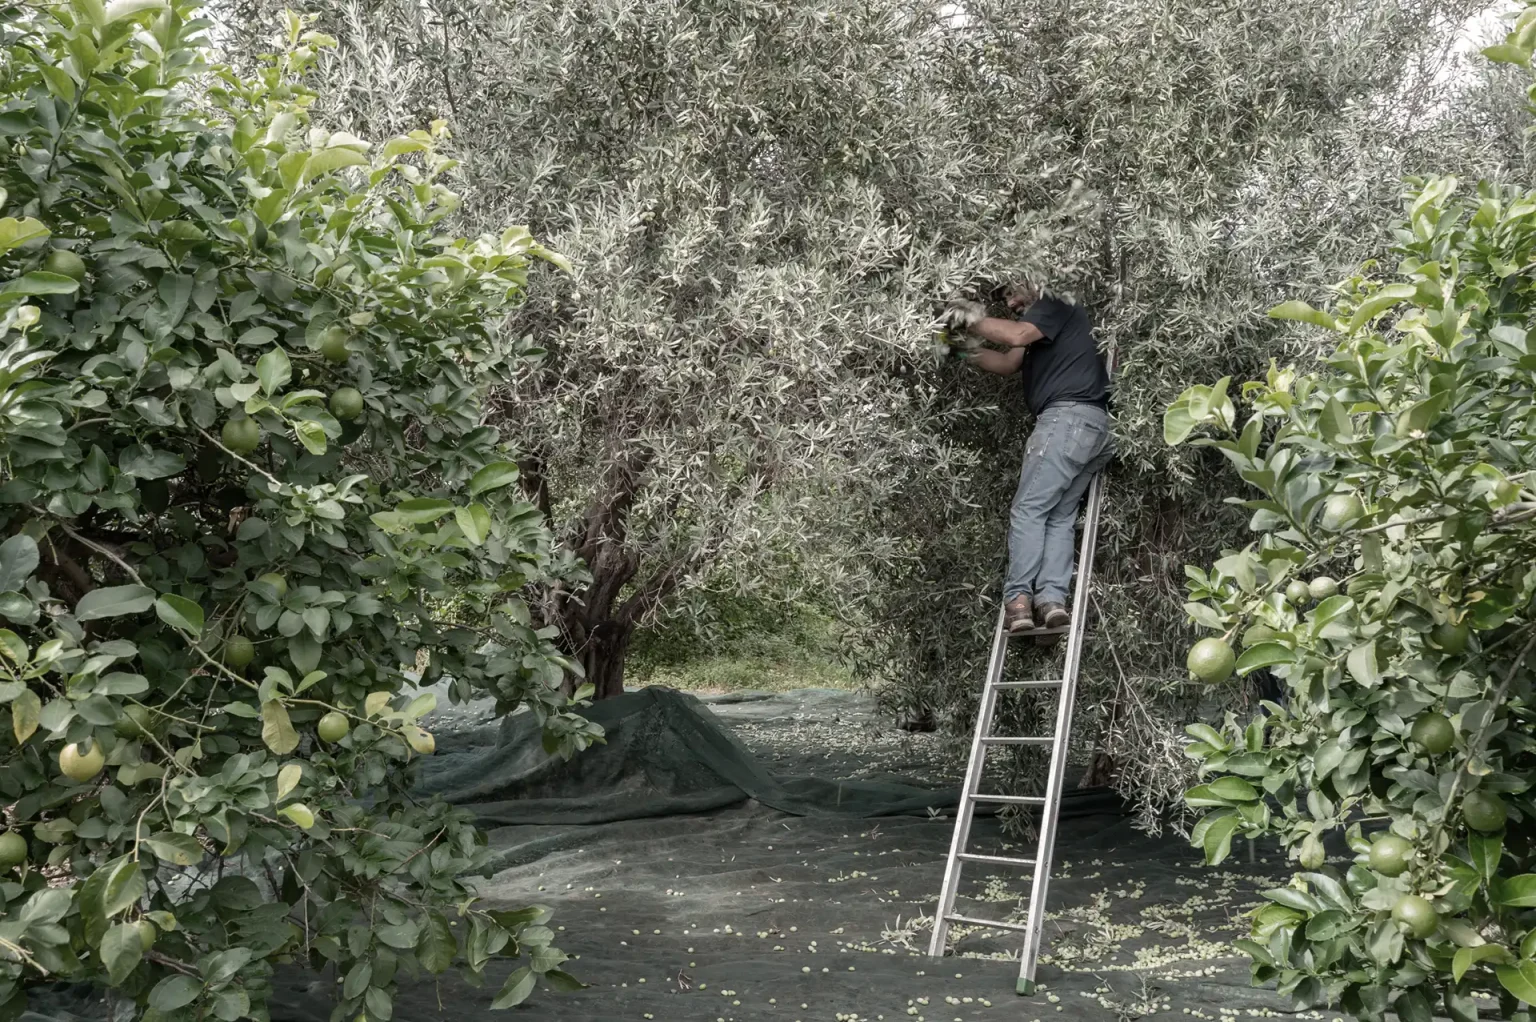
582, 618, 633, 700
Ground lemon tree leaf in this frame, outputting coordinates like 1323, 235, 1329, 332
143, 833, 203, 867
468, 461, 520, 495
278, 803, 314, 829
11, 688, 39, 744
275, 762, 301, 802
76, 585, 154, 621
154, 594, 204, 636
1268, 300, 1337, 329
1453, 944, 1512, 982
455, 503, 491, 545
490, 966, 536, 1009
1497, 961, 1536, 1005
260, 700, 298, 755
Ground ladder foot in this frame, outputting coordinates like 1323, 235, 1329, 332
1016, 978, 1036, 996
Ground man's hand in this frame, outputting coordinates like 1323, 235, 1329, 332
940, 299, 986, 332
933, 329, 979, 362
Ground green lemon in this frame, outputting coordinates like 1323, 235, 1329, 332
1391, 894, 1437, 939
1409, 713, 1455, 756
1187, 638, 1236, 684
1285, 580, 1312, 607
1320, 493, 1365, 532
221, 417, 261, 454
43, 249, 87, 282
113, 704, 153, 739
1368, 834, 1413, 877
0, 831, 26, 870
257, 573, 288, 598
317, 711, 349, 744
319, 325, 351, 363
1462, 790, 1507, 833
223, 635, 255, 670
1430, 621, 1470, 655
1308, 576, 1338, 601
133, 919, 156, 952
328, 386, 364, 421
59, 740, 104, 783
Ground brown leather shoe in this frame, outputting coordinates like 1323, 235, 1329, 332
1038, 601, 1070, 629
1005, 595, 1034, 634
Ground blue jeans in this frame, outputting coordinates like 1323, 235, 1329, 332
1004, 402, 1113, 605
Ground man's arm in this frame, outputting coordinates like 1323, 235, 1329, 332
965, 346, 1026, 375
940, 300, 1046, 348
968, 316, 1044, 349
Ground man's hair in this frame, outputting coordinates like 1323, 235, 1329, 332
1003, 279, 1042, 304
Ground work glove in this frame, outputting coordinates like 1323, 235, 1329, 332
939, 299, 986, 331
933, 328, 981, 361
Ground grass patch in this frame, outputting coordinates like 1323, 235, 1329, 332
628, 598, 856, 693
635, 654, 854, 693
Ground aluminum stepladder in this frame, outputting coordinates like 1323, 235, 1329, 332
925, 411, 1110, 996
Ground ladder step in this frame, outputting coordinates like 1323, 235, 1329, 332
980, 736, 1052, 746
969, 794, 1047, 806
994, 679, 1063, 689
1009, 625, 1068, 638
944, 913, 1032, 934
957, 852, 1037, 868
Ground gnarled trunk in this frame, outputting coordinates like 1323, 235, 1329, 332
581, 619, 633, 700
530, 442, 686, 698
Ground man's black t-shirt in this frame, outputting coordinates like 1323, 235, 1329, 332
1016, 296, 1109, 416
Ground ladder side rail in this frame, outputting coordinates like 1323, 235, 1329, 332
926, 606, 1011, 957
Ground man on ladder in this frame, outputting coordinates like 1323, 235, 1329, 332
928, 281, 1114, 994
941, 281, 1114, 634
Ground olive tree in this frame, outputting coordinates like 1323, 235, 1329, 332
1167, 13, 1536, 1018
0, 3, 591, 1017
844, 0, 1501, 810
272, 0, 1489, 725
213, 0, 1103, 699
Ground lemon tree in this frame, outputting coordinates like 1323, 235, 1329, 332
0, 4, 599, 1019
1164, 14, 1536, 1019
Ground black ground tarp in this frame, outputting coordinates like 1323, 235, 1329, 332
416, 686, 1123, 829
24, 687, 1302, 1022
